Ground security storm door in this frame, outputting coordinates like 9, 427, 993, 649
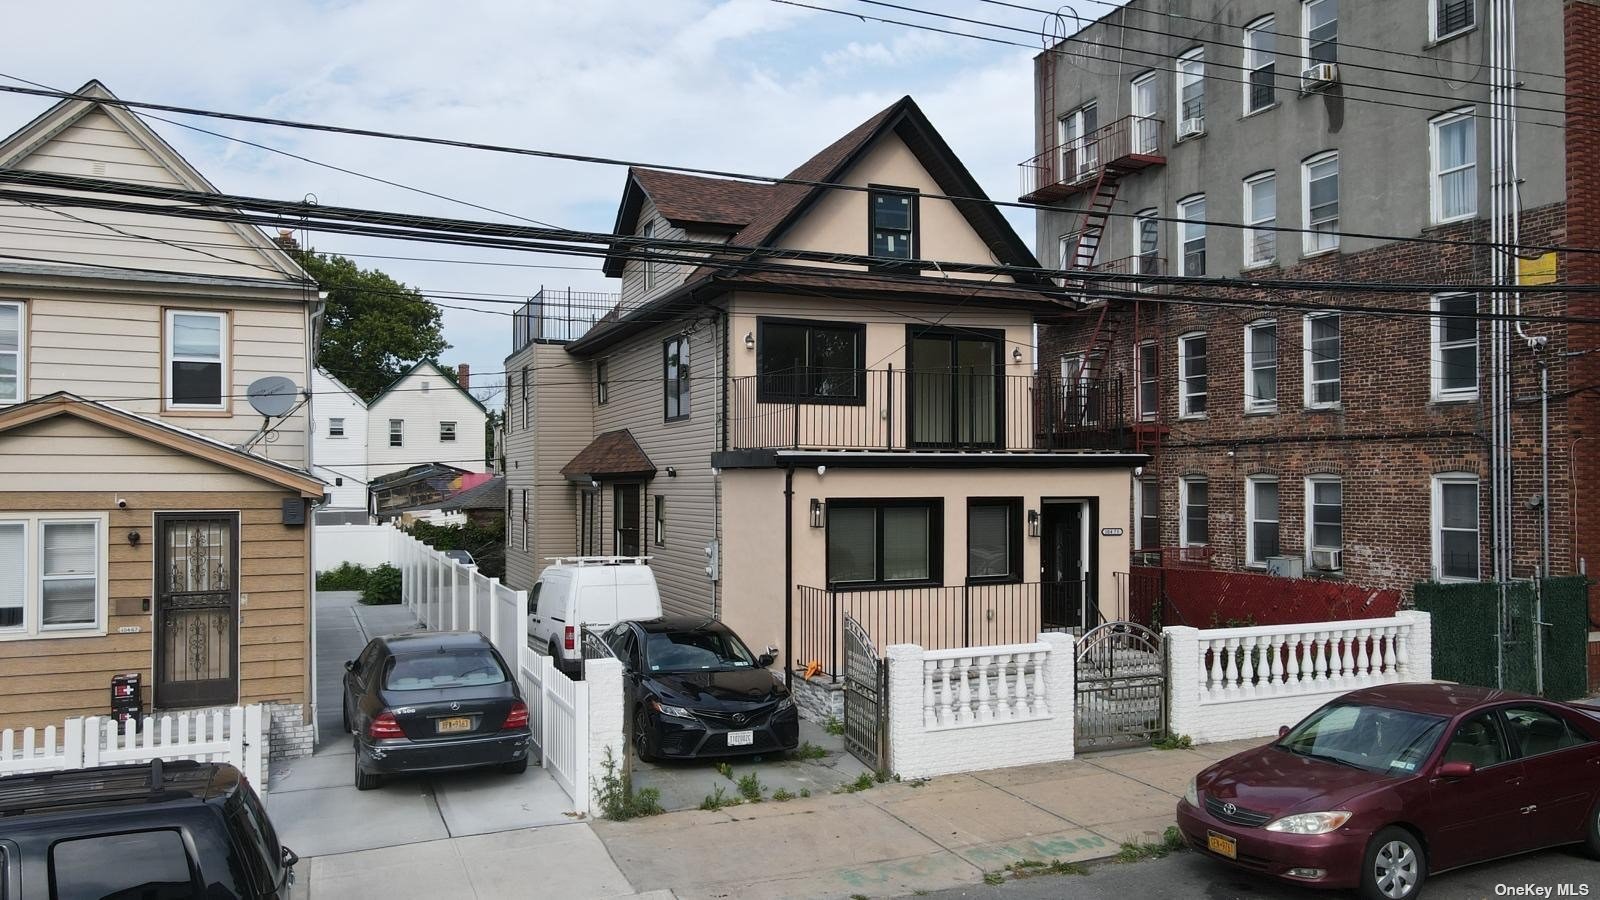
613, 484, 642, 557
154, 513, 239, 709
907, 329, 1003, 449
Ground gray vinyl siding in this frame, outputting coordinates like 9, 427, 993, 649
503, 342, 594, 590
617, 200, 704, 313
592, 314, 723, 619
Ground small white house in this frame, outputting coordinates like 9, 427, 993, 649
365, 361, 489, 481
310, 368, 369, 515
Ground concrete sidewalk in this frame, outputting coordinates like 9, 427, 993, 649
593, 738, 1259, 900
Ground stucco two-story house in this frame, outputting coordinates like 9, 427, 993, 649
0, 81, 323, 753
505, 96, 1146, 712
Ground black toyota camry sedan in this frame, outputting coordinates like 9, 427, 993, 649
600, 617, 800, 761
342, 631, 532, 790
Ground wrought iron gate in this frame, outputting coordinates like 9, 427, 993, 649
842, 615, 887, 772
1075, 621, 1165, 752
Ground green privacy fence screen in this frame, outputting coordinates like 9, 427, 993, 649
1411, 577, 1591, 700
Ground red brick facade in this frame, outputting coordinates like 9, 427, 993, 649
1566, 0, 1600, 691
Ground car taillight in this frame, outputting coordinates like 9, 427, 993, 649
564, 626, 575, 651
503, 701, 529, 730
368, 711, 405, 740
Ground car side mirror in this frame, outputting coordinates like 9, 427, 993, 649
1437, 761, 1475, 778
757, 653, 775, 668
282, 845, 300, 869
344, 660, 356, 673
1278, 725, 1290, 739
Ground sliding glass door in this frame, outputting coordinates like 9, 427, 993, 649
907, 328, 1003, 449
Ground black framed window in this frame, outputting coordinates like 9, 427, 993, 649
653, 495, 665, 546
826, 499, 942, 588
967, 498, 1021, 584
521, 365, 530, 428
756, 318, 866, 404
596, 359, 610, 405
663, 336, 690, 421
869, 185, 917, 261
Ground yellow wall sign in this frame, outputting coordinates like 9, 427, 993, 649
1518, 252, 1558, 285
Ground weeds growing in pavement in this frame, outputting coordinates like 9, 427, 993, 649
823, 716, 845, 736
1115, 826, 1186, 863
792, 741, 828, 760
1152, 734, 1193, 750
737, 771, 765, 802
699, 784, 743, 811
772, 788, 796, 802
593, 749, 662, 820
715, 761, 734, 781
836, 772, 877, 794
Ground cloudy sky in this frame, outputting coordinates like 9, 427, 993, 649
0, 0, 1122, 400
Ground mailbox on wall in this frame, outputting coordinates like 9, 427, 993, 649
111, 672, 142, 732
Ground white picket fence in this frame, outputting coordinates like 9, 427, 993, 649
0, 706, 265, 790
520, 654, 587, 806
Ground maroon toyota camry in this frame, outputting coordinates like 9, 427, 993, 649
1176, 683, 1600, 900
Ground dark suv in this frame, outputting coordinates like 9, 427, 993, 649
0, 759, 297, 898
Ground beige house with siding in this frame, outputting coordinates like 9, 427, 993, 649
505, 97, 1143, 713
0, 81, 323, 752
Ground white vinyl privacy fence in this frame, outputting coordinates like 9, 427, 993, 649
391, 526, 623, 815
0, 706, 266, 790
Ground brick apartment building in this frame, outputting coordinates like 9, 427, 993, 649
1027, 0, 1599, 680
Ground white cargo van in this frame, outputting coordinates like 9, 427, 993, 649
528, 557, 662, 675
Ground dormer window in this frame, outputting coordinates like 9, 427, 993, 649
869, 186, 917, 262
642, 219, 657, 290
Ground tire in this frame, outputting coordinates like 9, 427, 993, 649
1583, 796, 1600, 860
502, 757, 529, 775
354, 753, 382, 791
633, 706, 658, 763
1360, 827, 1427, 900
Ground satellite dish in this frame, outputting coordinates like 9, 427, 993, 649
246, 376, 299, 418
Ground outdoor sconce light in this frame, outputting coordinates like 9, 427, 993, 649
810, 499, 824, 528
1011, 347, 1023, 364
1027, 509, 1040, 537
744, 331, 755, 350
590, 478, 600, 490
666, 466, 677, 478
711, 466, 721, 477
127, 530, 141, 547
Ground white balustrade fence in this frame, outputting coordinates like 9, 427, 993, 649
0, 706, 266, 791
1166, 611, 1433, 744
885, 633, 1075, 780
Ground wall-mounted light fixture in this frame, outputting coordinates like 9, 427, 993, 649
810, 499, 824, 528
127, 530, 141, 547
590, 478, 601, 490
1027, 509, 1040, 537
1011, 347, 1023, 365
666, 466, 677, 478
744, 331, 755, 350
711, 466, 721, 477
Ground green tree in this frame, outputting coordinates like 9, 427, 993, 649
296, 249, 448, 401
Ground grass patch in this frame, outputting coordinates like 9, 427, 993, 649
982, 872, 1005, 885
792, 741, 829, 760
736, 771, 765, 803
699, 784, 743, 811
593, 749, 662, 821
1152, 734, 1193, 750
771, 788, 796, 802
1115, 826, 1185, 863
823, 716, 845, 736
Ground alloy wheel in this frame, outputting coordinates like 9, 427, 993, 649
1374, 840, 1418, 899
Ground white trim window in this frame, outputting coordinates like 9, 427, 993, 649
1178, 332, 1208, 418
439, 421, 457, 442
1303, 313, 1342, 408
165, 310, 228, 411
328, 417, 345, 437
1135, 477, 1161, 550
1244, 17, 1277, 114
1431, 0, 1476, 41
1177, 195, 1206, 277
1176, 49, 1205, 134
1245, 320, 1278, 412
1130, 72, 1160, 154
1303, 152, 1340, 254
641, 219, 657, 291
389, 418, 404, 448
1180, 477, 1209, 548
1245, 475, 1280, 567
1243, 172, 1277, 267
1303, 0, 1338, 66
1306, 476, 1343, 570
1430, 109, 1477, 224
1432, 473, 1480, 581
1058, 102, 1100, 178
1135, 340, 1158, 421
1432, 293, 1479, 401
0, 300, 22, 405
0, 515, 107, 639
1134, 208, 1160, 277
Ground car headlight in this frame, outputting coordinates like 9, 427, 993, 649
651, 700, 695, 720
1264, 812, 1352, 834
1184, 777, 1199, 807
775, 696, 795, 712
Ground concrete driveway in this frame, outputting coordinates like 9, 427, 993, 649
629, 716, 873, 812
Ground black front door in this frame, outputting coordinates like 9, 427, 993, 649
154, 513, 240, 708
613, 484, 642, 556
1040, 502, 1085, 630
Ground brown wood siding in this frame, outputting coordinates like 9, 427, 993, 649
0, 490, 309, 730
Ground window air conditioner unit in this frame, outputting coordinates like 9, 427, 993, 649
1265, 555, 1304, 578
1310, 548, 1342, 572
1177, 117, 1206, 139
1302, 63, 1339, 88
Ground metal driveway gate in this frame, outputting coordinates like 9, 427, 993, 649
842, 615, 887, 772
1075, 622, 1165, 752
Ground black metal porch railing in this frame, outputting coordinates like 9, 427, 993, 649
511, 286, 621, 351
728, 369, 1127, 453
794, 580, 1099, 679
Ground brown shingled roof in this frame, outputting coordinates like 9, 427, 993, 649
560, 429, 657, 479
629, 168, 774, 230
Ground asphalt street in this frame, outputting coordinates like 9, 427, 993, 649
913, 845, 1600, 899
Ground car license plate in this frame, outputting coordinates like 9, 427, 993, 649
436, 716, 472, 734
1207, 831, 1237, 860
727, 730, 754, 747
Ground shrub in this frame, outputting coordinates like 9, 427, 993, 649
360, 564, 402, 605
316, 562, 370, 592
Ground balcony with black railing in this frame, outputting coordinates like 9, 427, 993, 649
511, 286, 621, 353
1019, 115, 1166, 203
727, 368, 1129, 453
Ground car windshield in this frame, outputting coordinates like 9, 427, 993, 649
385, 648, 507, 691
1277, 702, 1448, 775
644, 627, 757, 672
